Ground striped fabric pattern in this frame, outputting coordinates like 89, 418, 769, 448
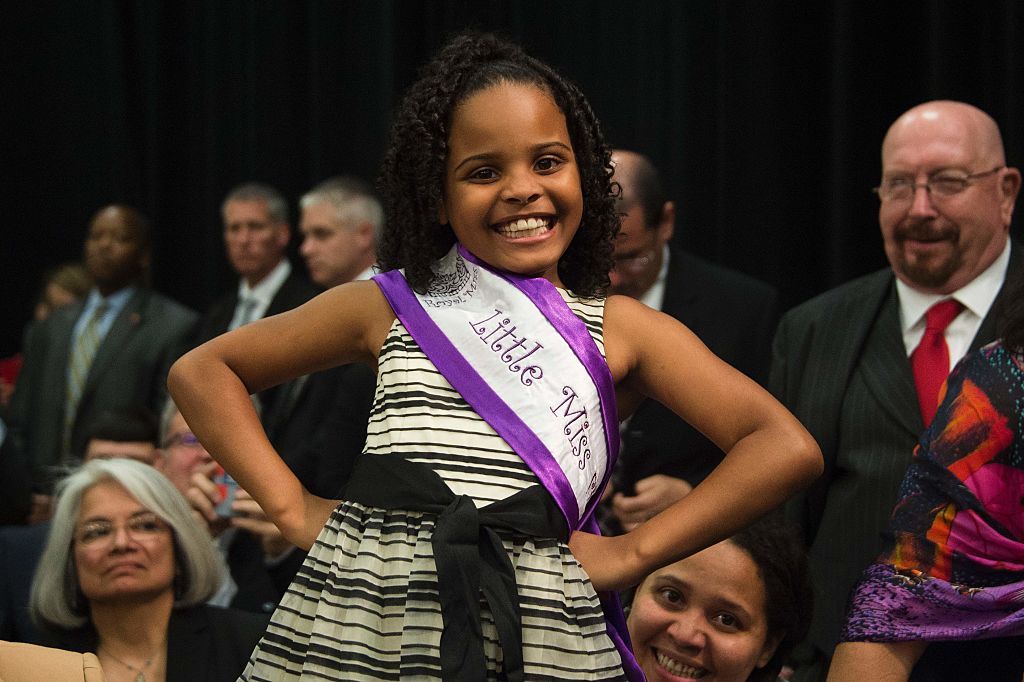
63, 302, 108, 453
240, 291, 626, 681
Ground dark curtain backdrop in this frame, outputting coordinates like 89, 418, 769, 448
3, 1, 1023, 355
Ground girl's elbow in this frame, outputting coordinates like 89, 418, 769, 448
793, 431, 824, 484
167, 349, 201, 398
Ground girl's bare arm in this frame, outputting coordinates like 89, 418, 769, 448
570, 295, 822, 589
827, 641, 927, 681
167, 280, 394, 548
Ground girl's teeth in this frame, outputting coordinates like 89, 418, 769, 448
496, 218, 550, 237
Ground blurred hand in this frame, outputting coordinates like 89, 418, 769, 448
230, 488, 292, 557
611, 474, 693, 532
185, 462, 230, 536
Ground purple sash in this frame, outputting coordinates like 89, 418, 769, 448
373, 245, 642, 681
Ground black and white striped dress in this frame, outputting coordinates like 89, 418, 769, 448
240, 290, 626, 681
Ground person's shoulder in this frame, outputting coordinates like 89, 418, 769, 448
170, 605, 268, 669
0, 641, 102, 679
178, 603, 269, 638
603, 293, 670, 330
0, 521, 50, 548
138, 289, 198, 322
29, 302, 81, 340
782, 268, 892, 321
669, 249, 778, 300
281, 267, 322, 297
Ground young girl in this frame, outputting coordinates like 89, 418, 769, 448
169, 33, 821, 681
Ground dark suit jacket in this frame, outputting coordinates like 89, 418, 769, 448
46, 604, 268, 682
194, 268, 319, 344
263, 361, 376, 498
615, 249, 780, 491
0, 522, 48, 644
193, 267, 320, 416
7, 289, 198, 490
225, 529, 305, 615
770, 242, 1022, 657
0, 431, 32, 525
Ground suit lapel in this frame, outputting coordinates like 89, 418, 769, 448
52, 303, 82, 385
82, 290, 145, 395
845, 244, 1022, 440
658, 251, 699, 321
971, 242, 1023, 352
214, 293, 238, 335
630, 254, 696, 428
795, 271, 894, 480
167, 607, 211, 682
857, 287, 922, 439
265, 272, 294, 318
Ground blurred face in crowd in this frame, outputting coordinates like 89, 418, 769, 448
608, 151, 674, 300
223, 198, 290, 286
628, 539, 778, 682
84, 207, 150, 295
878, 101, 1020, 295
34, 283, 80, 321
45, 283, 78, 310
84, 439, 159, 466
73, 480, 175, 605
157, 410, 213, 494
300, 201, 373, 288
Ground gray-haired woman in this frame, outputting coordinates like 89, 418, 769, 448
30, 458, 267, 682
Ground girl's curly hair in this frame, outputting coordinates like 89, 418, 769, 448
731, 514, 813, 682
376, 32, 619, 297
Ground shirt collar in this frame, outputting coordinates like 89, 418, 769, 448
897, 238, 1011, 332
238, 259, 291, 304
84, 285, 135, 314
353, 264, 377, 282
638, 245, 671, 312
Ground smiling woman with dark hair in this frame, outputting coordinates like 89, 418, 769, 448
29, 458, 267, 682
626, 515, 812, 682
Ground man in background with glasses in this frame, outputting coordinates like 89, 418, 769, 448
771, 101, 1022, 680
601, 149, 780, 533
161, 399, 302, 616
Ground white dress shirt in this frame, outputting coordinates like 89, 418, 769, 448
229, 259, 292, 330
897, 239, 1011, 372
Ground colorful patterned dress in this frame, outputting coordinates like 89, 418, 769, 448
842, 341, 1024, 642
239, 290, 626, 681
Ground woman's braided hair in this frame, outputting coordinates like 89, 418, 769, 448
376, 32, 619, 296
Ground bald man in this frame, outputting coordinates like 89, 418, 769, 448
8, 205, 198, 505
771, 101, 1022, 678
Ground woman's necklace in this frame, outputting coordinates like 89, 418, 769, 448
99, 640, 161, 682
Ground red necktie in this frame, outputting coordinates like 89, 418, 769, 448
910, 299, 964, 426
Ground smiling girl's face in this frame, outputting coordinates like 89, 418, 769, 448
440, 80, 583, 286
627, 539, 779, 682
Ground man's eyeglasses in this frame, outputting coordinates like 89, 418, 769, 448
873, 166, 1003, 202
612, 248, 656, 273
75, 512, 170, 547
162, 431, 202, 449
